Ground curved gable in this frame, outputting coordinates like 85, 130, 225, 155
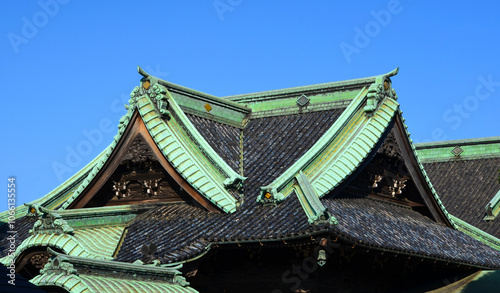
60, 71, 246, 213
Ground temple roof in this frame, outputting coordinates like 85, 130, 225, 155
30, 249, 196, 292
416, 137, 500, 247
2, 67, 500, 292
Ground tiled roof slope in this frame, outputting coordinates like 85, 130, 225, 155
59, 80, 245, 213
0, 205, 144, 259
423, 158, 500, 237
187, 114, 241, 173
115, 195, 324, 263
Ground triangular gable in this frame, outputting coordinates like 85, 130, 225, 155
61, 70, 246, 213
66, 112, 220, 211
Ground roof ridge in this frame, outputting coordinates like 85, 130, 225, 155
138, 66, 249, 113
224, 68, 399, 103
415, 136, 500, 149
257, 79, 400, 204
61, 78, 245, 213
396, 111, 458, 229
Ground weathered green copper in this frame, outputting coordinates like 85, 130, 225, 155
259, 74, 400, 202
415, 136, 500, 163
398, 109, 458, 230
294, 171, 337, 225
225, 74, 381, 103
248, 99, 351, 119
3, 67, 498, 293
485, 189, 500, 220
26, 203, 74, 235
1, 233, 104, 267
30, 248, 198, 293
61, 71, 246, 213
364, 67, 399, 115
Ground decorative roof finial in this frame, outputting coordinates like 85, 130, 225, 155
25, 203, 74, 235
364, 67, 399, 116
137, 65, 149, 78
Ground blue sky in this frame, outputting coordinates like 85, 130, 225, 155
1, 0, 500, 210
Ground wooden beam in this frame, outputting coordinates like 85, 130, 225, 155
68, 111, 220, 212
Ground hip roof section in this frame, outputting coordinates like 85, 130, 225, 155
4, 67, 497, 274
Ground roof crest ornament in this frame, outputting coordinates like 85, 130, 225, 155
42, 248, 77, 276
43, 248, 190, 287
294, 171, 338, 226
257, 186, 285, 205
131, 66, 171, 119
223, 176, 245, 193
364, 67, 399, 116
25, 203, 74, 235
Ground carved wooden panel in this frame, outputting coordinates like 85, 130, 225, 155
29, 253, 49, 269
85, 134, 194, 207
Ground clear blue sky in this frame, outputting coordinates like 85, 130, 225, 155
2, 1, 500, 210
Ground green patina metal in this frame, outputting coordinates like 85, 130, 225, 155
254, 67, 457, 233
72, 226, 124, 258
30, 249, 197, 293
26, 204, 74, 235
142, 91, 243, 212
57, 204, 159, 228
484, 189, 500, 221
364, 68, 398, 115
222, 75, 378, 119
32, 274, 198, 293
398, 111, 458, 229
224, 75, 381, 103
294, 171, 337, 225
415, 136, 500, 162
162, 87, 246, 186
61, 69, 246, 213
450, 215, 500, 251
4, 68, 496, 290
306, 93, 397, 196
0, 204, 136, 265
256, 87, 368, 202
1, 233, 102, 267
171, 91, 248, 128
0, 148, 109, 224
1, 220, 124, 266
